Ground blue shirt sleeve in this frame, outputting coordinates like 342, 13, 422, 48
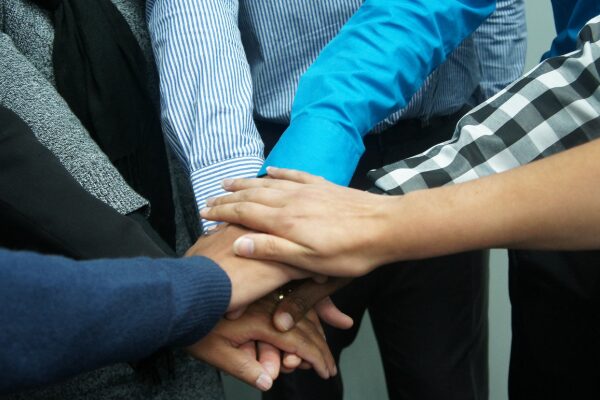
261, 0, 496, 185
543, 0, 600, 59
0, 249, 230, 395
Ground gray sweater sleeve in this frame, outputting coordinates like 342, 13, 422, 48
0, 31, 148, 215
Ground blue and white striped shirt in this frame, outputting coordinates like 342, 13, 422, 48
147, 0, 525, 231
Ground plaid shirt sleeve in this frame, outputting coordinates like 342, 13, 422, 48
368, 16, 600, 195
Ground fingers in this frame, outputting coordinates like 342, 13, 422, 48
225, 306, 247, 320
231, 234, 313, 270
201, 203, 279, 233
187, 336, 273, 391
222, 176, 302, 193
304, 309, 326, 338
266, 167, 328, 185
282, 353, 302, 371
313, 274, 329, 284
298, 361, 312, 370
251, 317, 334, 379
239, 341, 257, 360
315, 297, 354, 330
207, 187, 287, 208
273, 278, 351, 332
293, 318, 337, 377
257, 342, 281, 380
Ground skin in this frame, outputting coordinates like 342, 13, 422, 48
184, 224, 309, 311
194, 138, 600, 388
185, 224, 344, 389
187, 296, 336, 391
269, 278, 353, 333
200, 139, 600, 276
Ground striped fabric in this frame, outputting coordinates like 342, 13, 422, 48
471, 0, 527, 102
369, 15, 600, 195
147, 0, 525, 231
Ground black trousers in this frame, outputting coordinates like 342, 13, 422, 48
508, 250, 600, 400
258, 111, 489, 400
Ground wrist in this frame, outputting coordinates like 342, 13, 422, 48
362, 194, 411, 267
374, 190, 448, 263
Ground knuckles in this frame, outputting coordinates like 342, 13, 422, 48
284, 295, 309, 317
232, 356, 254, 378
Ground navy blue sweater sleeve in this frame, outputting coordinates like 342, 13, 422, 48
0, 249, 231, 395
544, 0, 600, 59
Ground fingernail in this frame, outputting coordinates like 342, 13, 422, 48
222, 179, 233, 189
266, 166, 278, 173
276, 313, 294, 331
256, 373, 273, 391
233, 237, 254, 256
199, 207, 210, 217
206, 197, 216, 206
333, 365, 338, 376
283, 354, 302, 369
263, 362, 277, 379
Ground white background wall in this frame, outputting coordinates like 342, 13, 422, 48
223, 2, 557, 399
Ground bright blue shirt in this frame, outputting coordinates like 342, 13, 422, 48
260, 0, 497, 185
261, 0, 600, 185
148, 0, 529, 229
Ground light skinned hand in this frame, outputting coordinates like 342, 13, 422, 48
187, 296, 336, 391
200, 168, 396, 277
185, 223, 312, 311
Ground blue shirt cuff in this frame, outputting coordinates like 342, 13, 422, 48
259, 115, 364, 186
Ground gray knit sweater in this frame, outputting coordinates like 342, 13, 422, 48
0, 0, 222, 398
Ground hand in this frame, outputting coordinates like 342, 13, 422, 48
271, 278, 354, 332
185, 224, 311, 311
187, 297, 337, 391
200, 168, 396, 277
229, 279, 353, 377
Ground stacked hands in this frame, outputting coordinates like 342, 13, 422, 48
183, 223, 353, 391
184, 167, 398, 391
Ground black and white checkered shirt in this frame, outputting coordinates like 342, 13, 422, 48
369, 16, 600, 195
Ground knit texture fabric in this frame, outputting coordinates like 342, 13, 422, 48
0, 0, 219, 398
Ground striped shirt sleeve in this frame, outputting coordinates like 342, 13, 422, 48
147, 0, 264, 232
471, 0, 527, 102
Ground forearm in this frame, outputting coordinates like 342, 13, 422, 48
0, 250, 230, 394
371, 20, 600, 196
382, 139, 600, 261
147, 0, 263, 230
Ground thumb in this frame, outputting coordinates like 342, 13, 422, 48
315, 297, 354, 330
189, 336, 273, 391
233, 234, 314, 270
225, 347, 274, 391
